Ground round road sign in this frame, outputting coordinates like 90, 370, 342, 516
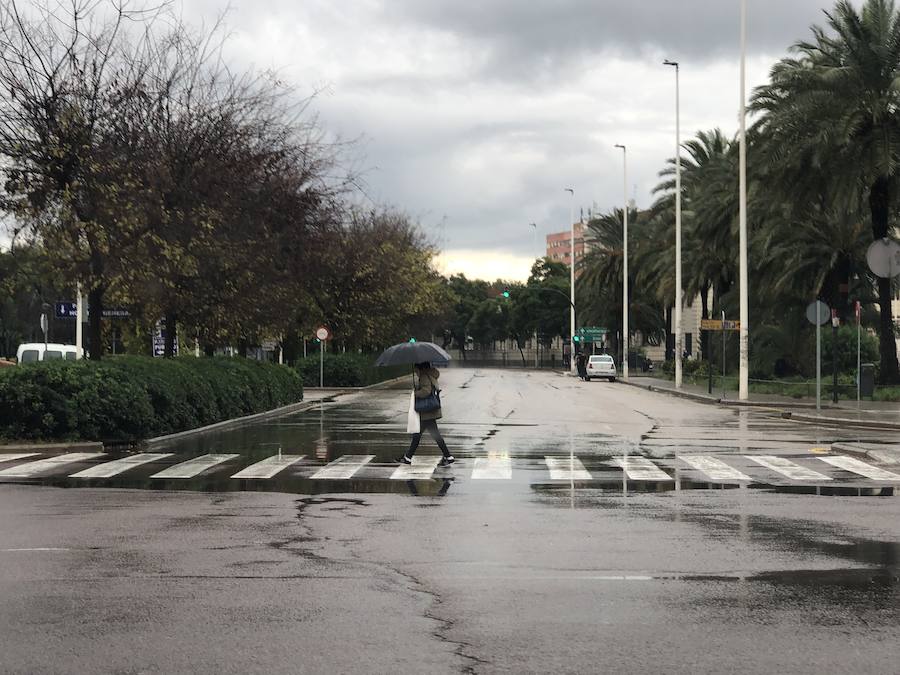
315, 326, 331, 341
805, 300, 830, 326
866, 238, 900, 279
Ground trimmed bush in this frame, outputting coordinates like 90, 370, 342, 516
0, 356, 303, 442
294, 352, 406, 387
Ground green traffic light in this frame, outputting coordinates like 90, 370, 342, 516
573, 336, 580, 342
409, 338, 417, 343
502, 290, 510, 298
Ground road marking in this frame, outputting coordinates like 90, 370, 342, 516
231, 454, 305, 479
70, 453, 173, 478
612, 456, 672, 481
0, 453, 106, 478
150, 454, 239, 479
746, 455, 832, 481
0, 453, 40, 464
310, 455, 374, 480
678, 455, 752, 481
391, 456, 441, 480
472, 451, 512, 479
2, 548, 71, 552
545, 456, 592, 480
818, 455, 900, 481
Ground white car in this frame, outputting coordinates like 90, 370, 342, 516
586, 354, 617, 382
16, 343, 82, 363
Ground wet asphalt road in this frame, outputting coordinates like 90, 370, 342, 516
1, 368, 898, 674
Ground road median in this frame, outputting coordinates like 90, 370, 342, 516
620, 378, 900, 430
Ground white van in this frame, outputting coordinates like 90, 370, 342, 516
16, 343, 83, 363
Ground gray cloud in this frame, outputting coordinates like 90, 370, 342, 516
167, 0, 854, 277
377, 0, 844, 83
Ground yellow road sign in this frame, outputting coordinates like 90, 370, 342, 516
700, 319, 741, 331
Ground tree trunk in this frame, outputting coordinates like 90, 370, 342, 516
700, 283, 710, 362
87, 286, 104, 361
868, 176, 900, 383
164, 311, 177, 358
665, 305, 673, 362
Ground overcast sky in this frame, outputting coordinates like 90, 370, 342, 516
4, 1, 853, 279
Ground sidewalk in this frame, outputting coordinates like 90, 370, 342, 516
623, 375, 900, 430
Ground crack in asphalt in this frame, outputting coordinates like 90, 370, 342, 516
288, 496, 491, 673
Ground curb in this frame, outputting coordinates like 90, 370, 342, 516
145, 399, 320, 446
831, 442, 900, 465
782, 411, 900, 431
0, 441, 104, 454
621, 378, 900, 430
145, 376, 410, 447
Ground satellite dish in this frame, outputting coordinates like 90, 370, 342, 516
866, 238, 900, 278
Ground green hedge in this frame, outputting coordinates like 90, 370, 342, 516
0, 356, 303, 443
295, 352, 407, 387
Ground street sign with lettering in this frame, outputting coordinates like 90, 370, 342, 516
578, 326, 608, 342
56, 302, 77, 319
55, 302, 129, 319
700, 319, 741, 331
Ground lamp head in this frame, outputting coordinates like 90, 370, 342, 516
564, 187, 574, 195
614, 144, 625, 150
663, 59, 679, 67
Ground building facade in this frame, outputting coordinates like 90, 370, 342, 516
545, 223, 585, 266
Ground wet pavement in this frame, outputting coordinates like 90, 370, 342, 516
1, 368, 898, 673
2, 369, 899, 498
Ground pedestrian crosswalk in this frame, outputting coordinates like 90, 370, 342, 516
1, 450, 899, 488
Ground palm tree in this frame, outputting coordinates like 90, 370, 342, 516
653, 129, 739, 359
751, 0, 900, 382
579, 208, 665, 363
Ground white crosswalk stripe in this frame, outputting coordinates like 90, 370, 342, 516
70, 453, 173, 478
612, 456, 672, 481
150, 454, 239, 479
746, 455, 832, 481
0, 453, 105, 478
391, 456, 441, 480
678, 455, 752, 481
0, 453, 41, 464
310, 455, 374, 480
472, 451, 512, 479
231, 454, 305, 479
545, 456, 592, 480
818, 455, 900, 481
6, 451, 899, 490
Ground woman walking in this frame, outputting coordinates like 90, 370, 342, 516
397, 362, 454, 466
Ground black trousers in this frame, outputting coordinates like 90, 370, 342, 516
407, 419, 451, 458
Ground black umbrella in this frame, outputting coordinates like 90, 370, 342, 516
375, 341, 451, 367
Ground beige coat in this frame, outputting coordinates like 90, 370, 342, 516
413, 367, 442, 422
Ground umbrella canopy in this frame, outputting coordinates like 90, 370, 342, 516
375, 341, 451, 367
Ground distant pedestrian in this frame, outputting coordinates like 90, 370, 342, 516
397, 362, 454, 467
576, 352, 587, 380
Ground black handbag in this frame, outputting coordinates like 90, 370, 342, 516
414, 387, 441, 413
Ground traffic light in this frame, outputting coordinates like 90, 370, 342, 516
502, 289, 510, 298
573, 335, 581, 343
409, 337, 417, 343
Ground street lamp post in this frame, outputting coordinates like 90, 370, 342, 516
530, 222, 539, 368
738, 0, 750, 400
615, 144, 629, 381
565, 187, 576, 373
664, 59, 683, 389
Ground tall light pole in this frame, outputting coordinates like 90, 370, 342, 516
664, 59, 683, 389
565, 187, 576, 373
615, 144, 629, 380
738, 0, 750, 400
530, 222, 539, 368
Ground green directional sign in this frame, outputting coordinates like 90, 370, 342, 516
578, 326, 608, 343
